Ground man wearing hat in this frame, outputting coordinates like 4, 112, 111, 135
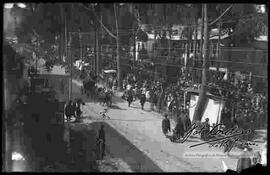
140, 92, 146, 110
201, 118, 210, 141
162, 114, 171, 137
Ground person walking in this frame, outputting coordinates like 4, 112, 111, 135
174, 116, 185, 139
149, 88, 155, 111
157, 89, 164, 113
71, 101, 77, 119
140, 92, 146, 110
64, 100, 73, 121
162, 114, 171, 137
97, 124, 106, 159
127, 89, 133, 107
201, 118, 210, 141
75, 99, 83, 122
183, 110, 191, 133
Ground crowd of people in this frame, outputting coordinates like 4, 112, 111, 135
120, 69, 267, 140
64, 99, 85, 122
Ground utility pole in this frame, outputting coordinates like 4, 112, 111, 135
68, 32, 72, 101
199, 8, 204, 83
193, 19, 198, 82
114, 3, 121, 90
68, 4, 74, 101
79, 28, 82, 60
193, 3, 209, 122
96, 29, 99, 76
96, 4, 100, 76
35, 37, 38, 75
65, 13, 67, 64
217, 19, 221, 72
133, 29, 136, 73
94, 27, 97, 75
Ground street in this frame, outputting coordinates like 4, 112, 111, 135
4, 3, 267, 173
69, 79, 251, 172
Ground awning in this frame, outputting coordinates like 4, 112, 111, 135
104, 70, 116, 74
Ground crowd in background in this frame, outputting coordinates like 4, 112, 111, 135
120, 69, 267, 135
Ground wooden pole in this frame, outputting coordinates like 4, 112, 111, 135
133, 29, 136, 73
68, 32, 72, 101
192, 4, 209, 122
217, 20, 221, 71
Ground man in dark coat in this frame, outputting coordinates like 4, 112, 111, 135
149, 89, 155, 111
64, 100, 73, 121
71, 101, 76, 118
75, 99, 84, 122
173, 116, 184, 140
162, 114, 171, 136
127, 89, 133, 107
201, 118, 210, 141
183, 111, 191, 133
140, 93, 146, 110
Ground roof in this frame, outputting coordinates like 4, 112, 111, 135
187, 88, 226, 100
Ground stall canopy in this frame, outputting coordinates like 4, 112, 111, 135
188, 90, 225, 127
104, 69, 116, 74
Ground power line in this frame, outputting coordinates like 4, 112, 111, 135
85, 48, 268, 67
101, 56, 268, 79
73, 43, 268, 54
99, 43, 268, 52
68, 14, 266, 34
104, 14, 266, 32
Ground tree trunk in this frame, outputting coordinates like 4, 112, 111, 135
192, 4, 209, 122
114, 4, 121, 90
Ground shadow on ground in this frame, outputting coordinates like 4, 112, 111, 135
109, 104, 127, 110
85, 121, 163, 172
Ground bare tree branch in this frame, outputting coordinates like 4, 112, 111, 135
79, 4, 117, 39
209, 5, 233, 26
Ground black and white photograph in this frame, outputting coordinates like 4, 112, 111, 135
3, 2, 268, 172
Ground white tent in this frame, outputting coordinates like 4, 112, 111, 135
189, 93, 225, 127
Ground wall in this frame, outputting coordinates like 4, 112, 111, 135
39, 75, 69, 102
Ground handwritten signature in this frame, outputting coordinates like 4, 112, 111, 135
179, 123, 257, 152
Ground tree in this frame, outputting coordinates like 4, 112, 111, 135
81, 3, 139, 89
209, 4, 267, 46
191, 4, 267, 122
